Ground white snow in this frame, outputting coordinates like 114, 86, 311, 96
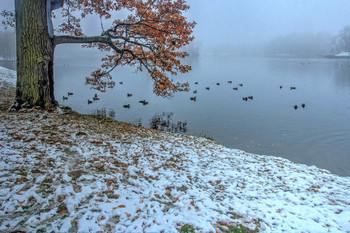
0, 66, 16, 86
335, 52, 350, 57
0, 111, 349, 232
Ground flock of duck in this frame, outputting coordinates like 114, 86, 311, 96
62, 92, 73, 100
189, 82, 248, 102
122, 100, 149, 109
62, 92, 100, 104
63, 80, 305, 110
63, 89, 149, 108
190, 81, 305, 110
280, 85, 306, 110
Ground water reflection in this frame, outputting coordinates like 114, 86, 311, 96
267, 58, 350, 91
134, 118, 143, 127
108, 110, 116, 118
90, 109, 187, 133
333, 61, 350, 89
150, 112, 188, 133
91, 108, 116, 119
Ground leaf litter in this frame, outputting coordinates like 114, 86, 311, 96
0, 110, 349, 232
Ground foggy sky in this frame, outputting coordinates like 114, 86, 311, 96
1, 0, 350, 46
186, 0, 350, 45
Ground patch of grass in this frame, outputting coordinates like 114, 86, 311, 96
197, 133, 215, 141
227, 225, 255, 233
180, 224, 195, 233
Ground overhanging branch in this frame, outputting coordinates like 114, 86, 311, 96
53, 35, 135, 58
54, 35, 111, 46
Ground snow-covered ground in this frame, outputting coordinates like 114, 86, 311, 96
335, 52, 350, 57
0, 66, 349, 232
0, 66, 16, 86
0, 111, 349, 232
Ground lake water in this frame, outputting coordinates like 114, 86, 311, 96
5, 55, 346, 177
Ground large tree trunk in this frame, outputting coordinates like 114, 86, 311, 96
12, 0, 56, 110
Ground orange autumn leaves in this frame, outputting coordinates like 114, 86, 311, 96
57, 0, 195, 97
155, 193, 180, 203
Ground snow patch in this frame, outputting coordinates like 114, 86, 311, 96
0, 66, 16, 86
335, 52, 350, 57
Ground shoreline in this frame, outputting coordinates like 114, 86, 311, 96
324, 55, 350, 59
0, 67, 349, 232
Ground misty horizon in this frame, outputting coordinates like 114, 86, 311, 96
1, 1, 350, 57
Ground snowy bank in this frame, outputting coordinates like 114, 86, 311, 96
0, 110, 349, 233
0, 66, 16, 87
335, 52, 350, 57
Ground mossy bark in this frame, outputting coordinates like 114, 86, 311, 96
12, 0, 56, 110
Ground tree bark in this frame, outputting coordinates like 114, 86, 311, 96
12, 0, 56, 110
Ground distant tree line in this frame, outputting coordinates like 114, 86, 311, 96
331, 25, 350, 53
265, 25, 350, 57
0, 30, 15, 60
206, 25, 350, 58
264, 32, 332, 58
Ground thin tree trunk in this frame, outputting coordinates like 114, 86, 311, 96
12, 0, 56, 110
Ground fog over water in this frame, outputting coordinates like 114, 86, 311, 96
186, 0, 350, 46
2, 0, 350, 50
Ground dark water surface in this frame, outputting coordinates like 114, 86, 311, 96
54, 55, 350, 176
